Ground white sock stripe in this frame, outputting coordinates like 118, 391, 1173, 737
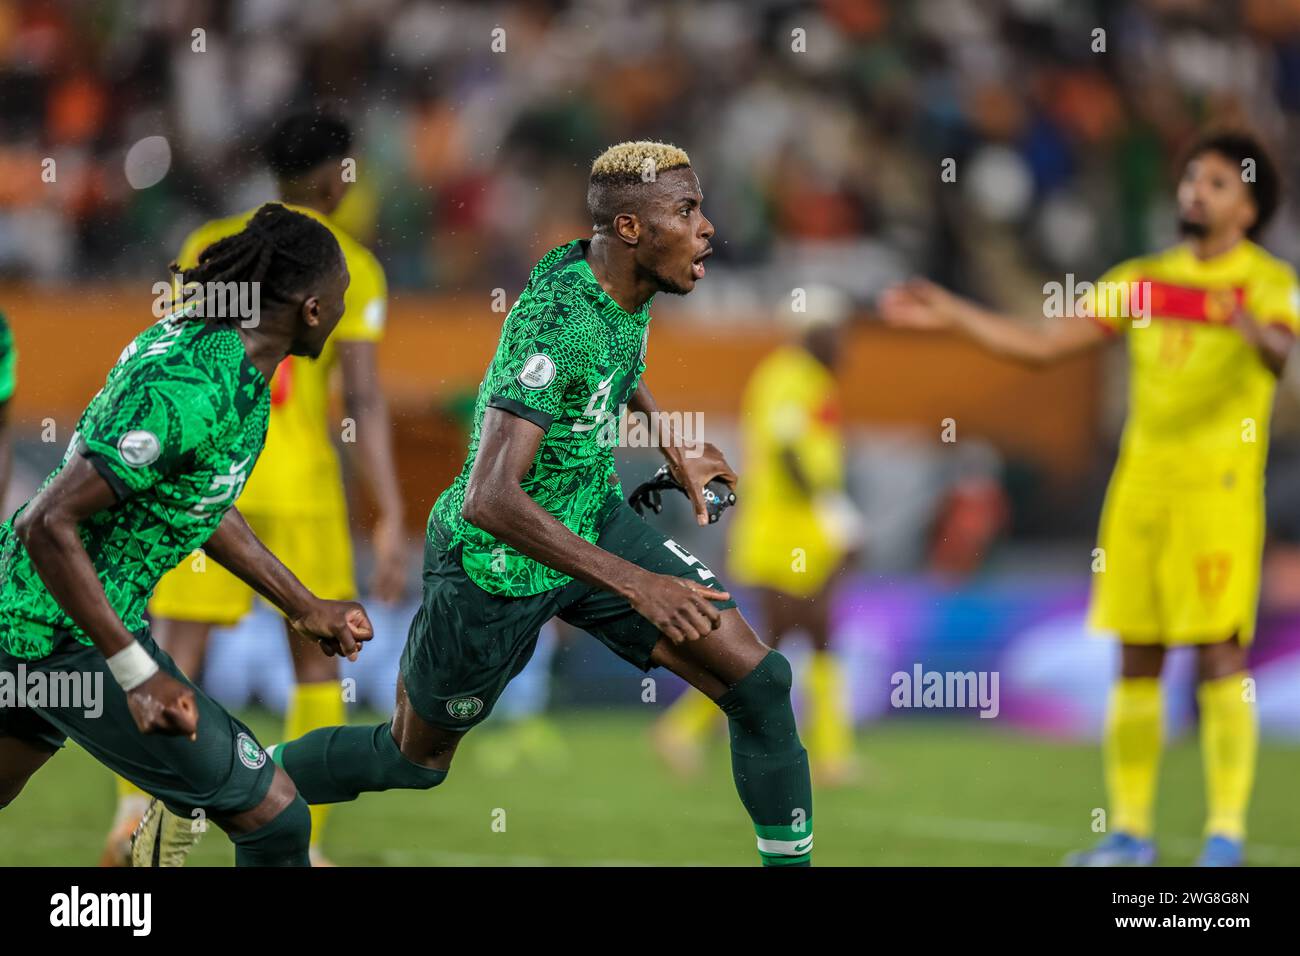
756, 834, 814, 856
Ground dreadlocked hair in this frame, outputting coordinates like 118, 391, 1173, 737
171, 203, 343, 323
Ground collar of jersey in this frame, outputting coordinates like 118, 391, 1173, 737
573, 240, 653, 324
1172, 238, 1255, 277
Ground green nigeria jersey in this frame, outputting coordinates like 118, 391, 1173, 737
433, 239, 652, 596
0, 314, 270, 659
0, 310, 16, 404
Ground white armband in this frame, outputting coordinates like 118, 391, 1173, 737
106, 641, 159, 691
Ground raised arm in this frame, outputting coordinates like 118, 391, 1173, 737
461, 407, 728, 643
879, 278, 1108, 367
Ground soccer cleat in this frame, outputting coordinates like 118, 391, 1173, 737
99, 805, 146, 867
1195, 834, 1244, 867
1063, 832, 1157, 867
130, 797, 204, 867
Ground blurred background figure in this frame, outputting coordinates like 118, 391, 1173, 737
655, 285, 865, 786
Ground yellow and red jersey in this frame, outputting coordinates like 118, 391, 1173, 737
175, 203, 387, 515
1082, 240, 1299, 493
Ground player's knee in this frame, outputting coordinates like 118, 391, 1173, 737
718, 650, 798, 745
385, 733, 450, 791
231, 794, 311, 867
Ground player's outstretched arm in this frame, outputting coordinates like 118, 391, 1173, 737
462, 407, 729, 644
339, 340, 406, 601
879, 277, 1108, 367
628, 381, 737, 526
14, 455, 198, 738
204, 507, 373, 660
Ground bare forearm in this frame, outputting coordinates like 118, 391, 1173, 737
464, 482, 645, 598
204, 508, 314, 618
949, 300, 1070, 366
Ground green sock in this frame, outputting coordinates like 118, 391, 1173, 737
271, 721, 447, 805
717, 651, 814, 866
231, 796, 311, 867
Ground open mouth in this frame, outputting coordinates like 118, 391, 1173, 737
691, 247, 712, 280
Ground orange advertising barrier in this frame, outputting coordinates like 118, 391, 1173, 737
0, 286, 1102, 507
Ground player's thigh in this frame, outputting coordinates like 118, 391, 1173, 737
560, 501, 764, 697
1161, 488, 1262, 645
390, 675, 468, 770
1087, 480, 1165, 640
399, 537, 558, 734
0, 733, 58, 807
28, 633, 278, 820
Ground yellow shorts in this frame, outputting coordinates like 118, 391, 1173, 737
728, 506, 844, 599
1087, 476, 1263, 646
149, 510, 356, 626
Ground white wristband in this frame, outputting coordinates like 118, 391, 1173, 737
107, 641, 159, 691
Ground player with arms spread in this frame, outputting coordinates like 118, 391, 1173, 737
881, 131, 1296, 867
0, 205, 372, 867
150, 141, 816, 867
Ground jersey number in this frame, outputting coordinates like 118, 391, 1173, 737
572, 370, 617, 433
664, 539, 715, 581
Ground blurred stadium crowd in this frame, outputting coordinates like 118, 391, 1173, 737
3, 0, 1300, 305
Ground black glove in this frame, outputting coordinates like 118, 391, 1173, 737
627, 464, 737, 524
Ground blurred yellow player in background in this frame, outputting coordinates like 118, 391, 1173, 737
881, 131, 1294, 866
654, 286, 864, 786
103, 111, 405, 866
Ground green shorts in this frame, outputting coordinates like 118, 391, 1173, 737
0, 630, 277, 817
400, 496, 737, 730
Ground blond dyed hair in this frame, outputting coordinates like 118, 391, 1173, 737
590, 141, 691, 181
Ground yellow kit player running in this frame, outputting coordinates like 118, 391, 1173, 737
104, 112, 405, 867
881, 131, 1295, 867
654, 288, 864, 786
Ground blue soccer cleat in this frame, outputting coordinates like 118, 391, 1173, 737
1063, 832, 1157, 867
1195, 834, 1244, 867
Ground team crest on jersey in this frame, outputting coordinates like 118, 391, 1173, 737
117, 430, 161, 468
446, 697, 484, 720
518, 353, 556, 389
236, 733, 266, 770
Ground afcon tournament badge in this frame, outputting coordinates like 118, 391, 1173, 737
117, 430, 161, 468
236, 732, 267, 770
518, 353, 556, 389
446, 697, 484, 720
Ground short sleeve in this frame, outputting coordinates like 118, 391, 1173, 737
0, 315, 15, 403
335, 245, 387, 344
1076, 260, 1142, 336
485, 305, 591, 432
78, 367, 225, 499
1252, 263, 1300, 334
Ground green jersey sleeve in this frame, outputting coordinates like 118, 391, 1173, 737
78, 362, 227, 499
484, 303, 594, 432
0, 312, 15, 404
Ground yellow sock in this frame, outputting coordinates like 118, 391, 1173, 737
1103, 677, 1163, 839
1198, 672, 1257, 841
804, 651, 852, 768
661, 688, 721, 743
112, 776, 149, 827
285, 681, 345, 849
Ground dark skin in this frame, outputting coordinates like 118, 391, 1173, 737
157, 163, 406, 686
3, 263, 376, 836
880, 148, 1286, 681
389, 165, 770, 770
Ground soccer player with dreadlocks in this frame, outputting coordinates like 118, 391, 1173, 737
105, 110, 401, 866
0, 204, 373, 867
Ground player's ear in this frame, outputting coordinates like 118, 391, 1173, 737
613, 212, 639, 246
300, 294, 322, 328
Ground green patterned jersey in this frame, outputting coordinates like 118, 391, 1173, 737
0, 314, 270, 660
0, 310, 16, 403
432, 239, 652, 596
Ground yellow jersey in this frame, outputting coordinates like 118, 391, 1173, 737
176, 203, 387, 515
1085, 240, 1299, 493
729, 345, 846, 595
